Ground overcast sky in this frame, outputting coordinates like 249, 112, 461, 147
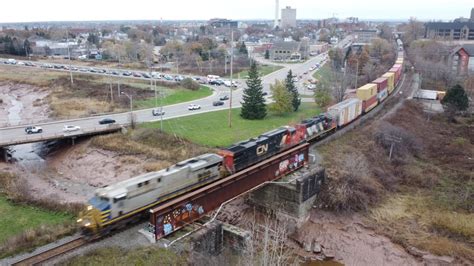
0, 0, 472, 23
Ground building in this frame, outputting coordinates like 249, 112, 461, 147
270, 41, 308, 61
425, 7, 474, 40
353, 30, 378, 44
450, 44, 474, 75
209, 18, 238, 28
425, 22, 474, 40
281, 6, 296, 28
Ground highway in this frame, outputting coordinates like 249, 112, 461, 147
0, 36, 352, 147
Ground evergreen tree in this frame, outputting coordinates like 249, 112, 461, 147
441, 84, 469, 114
264, 49, 270, 59
239, 41, 248, 55
285, 70, 301, 111
241, 62, 267, 120
269, 80, 292, 115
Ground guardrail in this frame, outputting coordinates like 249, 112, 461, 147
0, 125, 123, 147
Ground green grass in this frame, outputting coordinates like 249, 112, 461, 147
232, 65, 284, 79
0, 197, 72, 244
134, 86, 213, 109
143, 103, 320, 147
312, 63, 332, 89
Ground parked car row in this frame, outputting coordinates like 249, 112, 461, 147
23, 117, 119, 135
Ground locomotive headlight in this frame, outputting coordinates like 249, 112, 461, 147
77, 218, 83, 223
84, 222, 91, 227
87, 205, 93, 211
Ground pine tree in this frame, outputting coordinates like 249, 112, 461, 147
239, 41, 248, 55
241, 62, 267, 120
441, 84, 469, 113
285, 70, 301, 111
269, 80, 292, 115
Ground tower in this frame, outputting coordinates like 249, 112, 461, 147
274, 0, 279, 28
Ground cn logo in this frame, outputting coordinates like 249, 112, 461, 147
256, 144, 269, 156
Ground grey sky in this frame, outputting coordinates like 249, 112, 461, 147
0, 0, 472, 23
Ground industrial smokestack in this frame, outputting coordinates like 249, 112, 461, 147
274, 0, 279, 28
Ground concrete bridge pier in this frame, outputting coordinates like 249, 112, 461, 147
0, 147, 12, 162
247, 167, 326, 233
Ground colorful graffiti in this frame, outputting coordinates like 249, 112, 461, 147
155, 202, 206, 237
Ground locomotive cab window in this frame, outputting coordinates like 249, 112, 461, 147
144, 181, 149, 186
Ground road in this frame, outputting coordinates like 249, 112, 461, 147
0, 36, 353, 147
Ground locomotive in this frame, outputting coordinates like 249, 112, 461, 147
78, 39, 405, 237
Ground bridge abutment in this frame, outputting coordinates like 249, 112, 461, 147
247, 167, 325, 232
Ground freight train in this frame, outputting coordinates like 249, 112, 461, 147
78, 39, 405, 237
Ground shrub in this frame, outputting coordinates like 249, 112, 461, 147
181, 78, 200, 90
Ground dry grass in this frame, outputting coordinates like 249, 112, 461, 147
143, 161, 172, 172
0, 222, 76, 259
91, 129, 213, 163
318, 101, 474, 261
369, 195, 474, 260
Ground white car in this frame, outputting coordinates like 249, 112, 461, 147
63, 125, 81, 132
188, 104, 201, 111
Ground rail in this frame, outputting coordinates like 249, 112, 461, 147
12, 237, 87, 266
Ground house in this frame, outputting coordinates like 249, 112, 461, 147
450, 44, 474, 74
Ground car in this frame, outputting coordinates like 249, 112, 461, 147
152, 109, 165, 116
111, 71, 120, 75
25, 62, 35, 67
123, 71, 132, 76
262, 92, 268, 96
142, 73, 151, 78
25, 126, 43, 134
98, 118, 116, 125
175, 75, 184, 81
63, 125, 81, 132
213, 101, 224, 106
164, 75, 173, 81
132, 72, 142, 77
188, 104, 201, 110
219, 95, 229, 101
71, 66, 78, 71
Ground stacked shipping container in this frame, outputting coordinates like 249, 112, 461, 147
382, 72, 395, 94
372, 77, 388, 102
356, 83, 378, 113
328, 98, 362, 127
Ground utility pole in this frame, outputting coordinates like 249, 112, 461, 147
66, 28, 74, 86
355, 59, 359, 88
385, 135, 402, 161
109, 78, 113, 103
228, 31, 234, 128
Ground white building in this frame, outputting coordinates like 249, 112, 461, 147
281, 6, 296, 29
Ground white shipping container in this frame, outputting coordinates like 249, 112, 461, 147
328, 98, 362, 127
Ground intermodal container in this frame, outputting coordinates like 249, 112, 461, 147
396, 59, 403, 65
390, 65, 402, 86
397, 51, 404, 59
361, 94, 378, 113
372, 77, 388, 92
377, 88, 388, 102
383, 72, 395, 94
327, 98, 362, 127
356, 83, 378, 101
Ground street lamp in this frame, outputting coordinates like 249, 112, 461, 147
121, 92, 133, 127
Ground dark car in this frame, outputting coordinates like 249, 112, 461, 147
262, 92, 268, 96
213, 101, 225, 106
152, 109, 165, 116
98, 118, 116, 125
219, 95, 229, 101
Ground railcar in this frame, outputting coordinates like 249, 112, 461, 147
78, 153, 222, 236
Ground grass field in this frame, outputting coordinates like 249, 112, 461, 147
143, 103, 320, 147
231, 65, 284, 79
0, 197, 72, 244
134, 86, 213, 109
312, 63, 332, 89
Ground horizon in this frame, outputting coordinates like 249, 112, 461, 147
0, 0, 472, 24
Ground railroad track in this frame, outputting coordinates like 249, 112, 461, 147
12, 237, 87, 266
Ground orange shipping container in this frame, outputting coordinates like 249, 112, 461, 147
356, 83, 377, 101
383, 72, 395, 93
